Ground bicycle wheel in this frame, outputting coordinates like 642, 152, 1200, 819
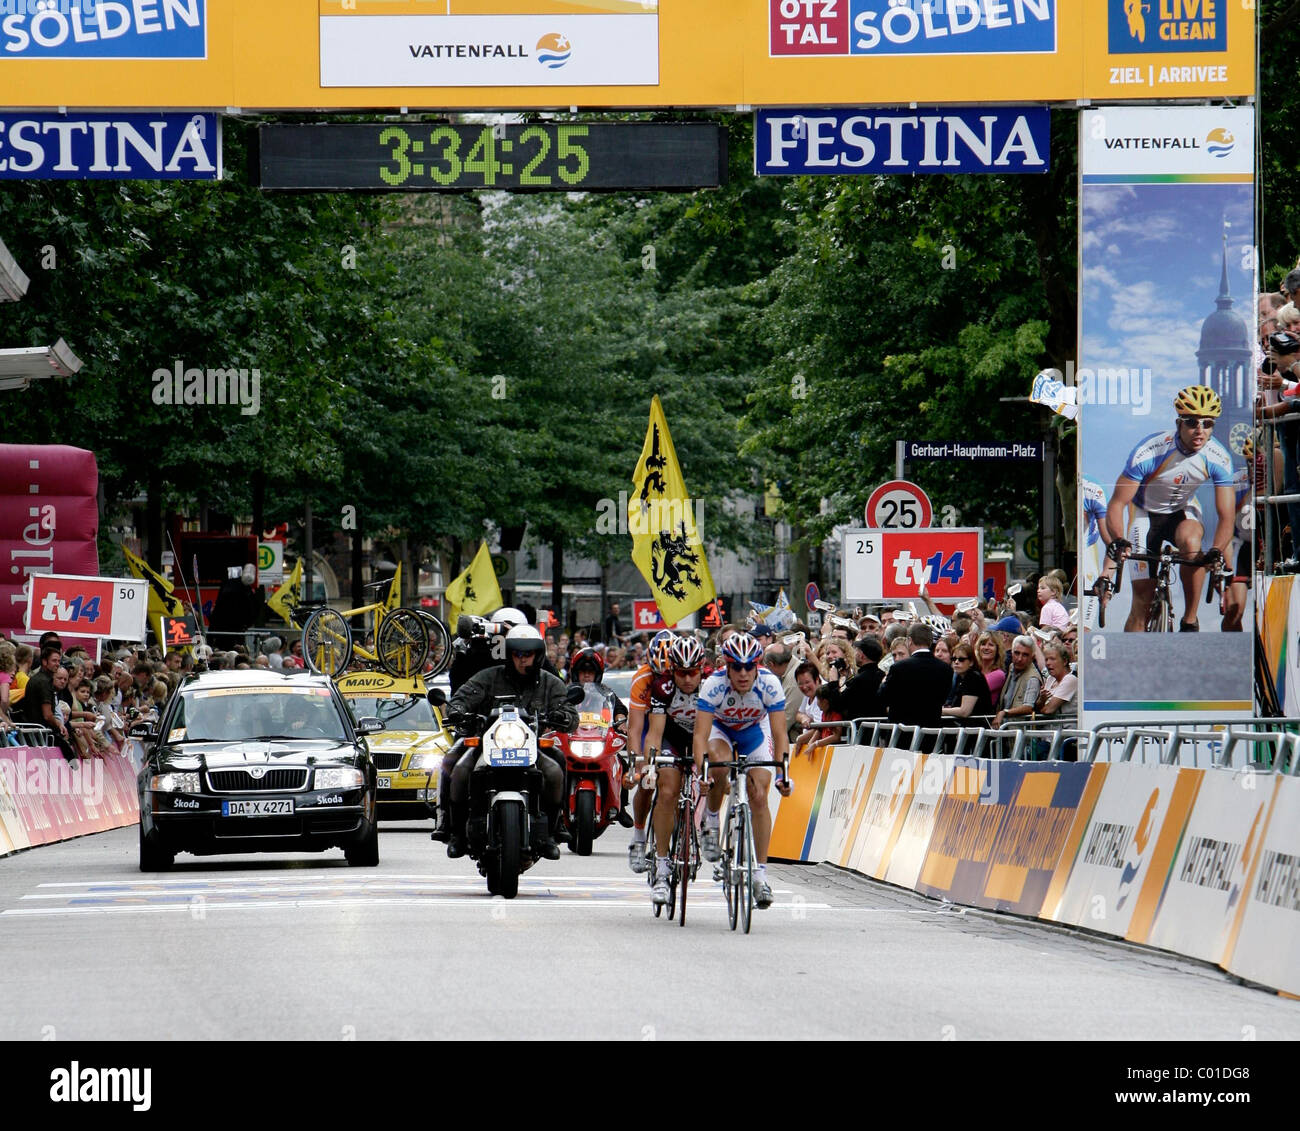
302, 608, 352, 676
376, 608, 430, 677
1145, 587, 1172, 633
723, 812, 739, 931
676, 796, 692, 927
664, 822, 678, 921
740, 804, 755, 935
416, 609, 453, 676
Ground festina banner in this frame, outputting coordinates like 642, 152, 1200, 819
1077, 105, 1255, 730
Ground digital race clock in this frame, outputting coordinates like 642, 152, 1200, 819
256, 122, 728, 192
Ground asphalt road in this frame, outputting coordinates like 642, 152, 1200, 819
1, 820, 1298, 1041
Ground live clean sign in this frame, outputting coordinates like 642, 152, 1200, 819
0, 0, 207, 59
754, 107, 1050, 175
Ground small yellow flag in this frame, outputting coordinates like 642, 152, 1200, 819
628, 396, 716, 625
267, 558, 303, 626
445, 542, 503, 632
121, 544, 186, 625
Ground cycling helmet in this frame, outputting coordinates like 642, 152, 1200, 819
719, 632, 763, 666
1173, 385, 1221, 419
491, 607, 527, 628
504, 624, 545, 655
668, 635, 704, 671
568, 646, 604, 683
1243, 431, 1257, 462
648, 630, 675, 675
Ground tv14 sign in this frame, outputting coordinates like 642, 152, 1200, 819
842, 528, 983, 602
755, 107, 1049, 175
633, 599, 667, 632
25, 574, 148, 641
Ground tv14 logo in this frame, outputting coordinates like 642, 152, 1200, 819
26, 575, 148, 640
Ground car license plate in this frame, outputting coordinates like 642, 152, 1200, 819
377, 777, 391, 789
222, 799, 294, 817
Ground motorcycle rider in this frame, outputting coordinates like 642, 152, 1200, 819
567, 646, 633, 828
435, 606, 553, 841
443, 624, 578, 861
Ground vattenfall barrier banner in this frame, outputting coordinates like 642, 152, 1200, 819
1257, 575, 1300, 715
1224, 775, 1300, 996
768, 743, 1295, 996
0, 1, 1255, 112
0, 748, 139, 857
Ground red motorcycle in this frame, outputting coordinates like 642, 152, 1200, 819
557, 683, 628, 856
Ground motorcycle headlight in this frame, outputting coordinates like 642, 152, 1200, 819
570, 740, 605, 759
151, 772, 200, 793
492, 722, 529, 751
315, 768, 364, 790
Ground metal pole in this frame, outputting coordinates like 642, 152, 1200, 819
304, 501, 314, 608
1042, 430, 1058, 570
895, 440, 905, 480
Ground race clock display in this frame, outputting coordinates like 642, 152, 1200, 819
256, 123, 728, 192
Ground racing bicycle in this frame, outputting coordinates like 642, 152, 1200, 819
295, 579, 448, 678
648, 751, 702, 926
1094, 546, 1233, 632
711, 757, 788, 934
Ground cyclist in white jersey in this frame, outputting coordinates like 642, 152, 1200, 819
1104, 385, 1236, 632
1080, 475, 1116, 600
692, 632, 791, 910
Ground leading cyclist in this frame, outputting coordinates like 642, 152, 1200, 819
693, 632, 792, 910
643, 634, 705, 908
1104, 385, 1236, 632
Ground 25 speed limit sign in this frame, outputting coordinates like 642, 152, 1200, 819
865, 480, 932, 529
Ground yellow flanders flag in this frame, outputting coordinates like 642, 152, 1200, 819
628, 396, 715, 625
266, 558, 303, 626
384, 562, 403, 610
445, 542, 502, 632
121, 545, 185, 625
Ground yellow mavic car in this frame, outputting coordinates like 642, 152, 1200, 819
335, 671, 452, 821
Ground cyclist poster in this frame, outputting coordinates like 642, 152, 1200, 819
1078, 106, 1256, 727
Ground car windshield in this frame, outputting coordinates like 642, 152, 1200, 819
170, 686, 348, 742
344, 695, 439, 732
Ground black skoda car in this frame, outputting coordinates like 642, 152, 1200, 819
136, 669, 384, 871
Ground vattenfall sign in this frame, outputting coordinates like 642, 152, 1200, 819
754, 107, 1050, 175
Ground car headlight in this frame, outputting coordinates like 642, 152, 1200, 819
151, 772, 201, 793
315, 768, 365, 790
408, 752, 441, 771
492, 722, 529, 751
570, 740, 605, 759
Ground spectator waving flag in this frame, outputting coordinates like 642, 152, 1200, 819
266, 558, 303, 626
628, 396, 716, 626
445, 542, 502, 632
121, 544, 186, 625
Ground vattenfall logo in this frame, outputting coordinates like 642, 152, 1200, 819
1108, 0, 1226, 55
0, 0, 207, 60
536, 31, 571, 69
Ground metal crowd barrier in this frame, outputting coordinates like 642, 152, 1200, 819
0, 723, 56, 748
838, 715, 1300, 770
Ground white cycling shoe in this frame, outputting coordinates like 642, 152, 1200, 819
700, 825, 721, 863
629, 841, 650, 874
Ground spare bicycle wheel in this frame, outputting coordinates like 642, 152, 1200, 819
376, 608, 431, 678
415, 609, 453, 676
302, 608, 352, 677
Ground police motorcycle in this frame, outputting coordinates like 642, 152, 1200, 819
437, 684, 584, 899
